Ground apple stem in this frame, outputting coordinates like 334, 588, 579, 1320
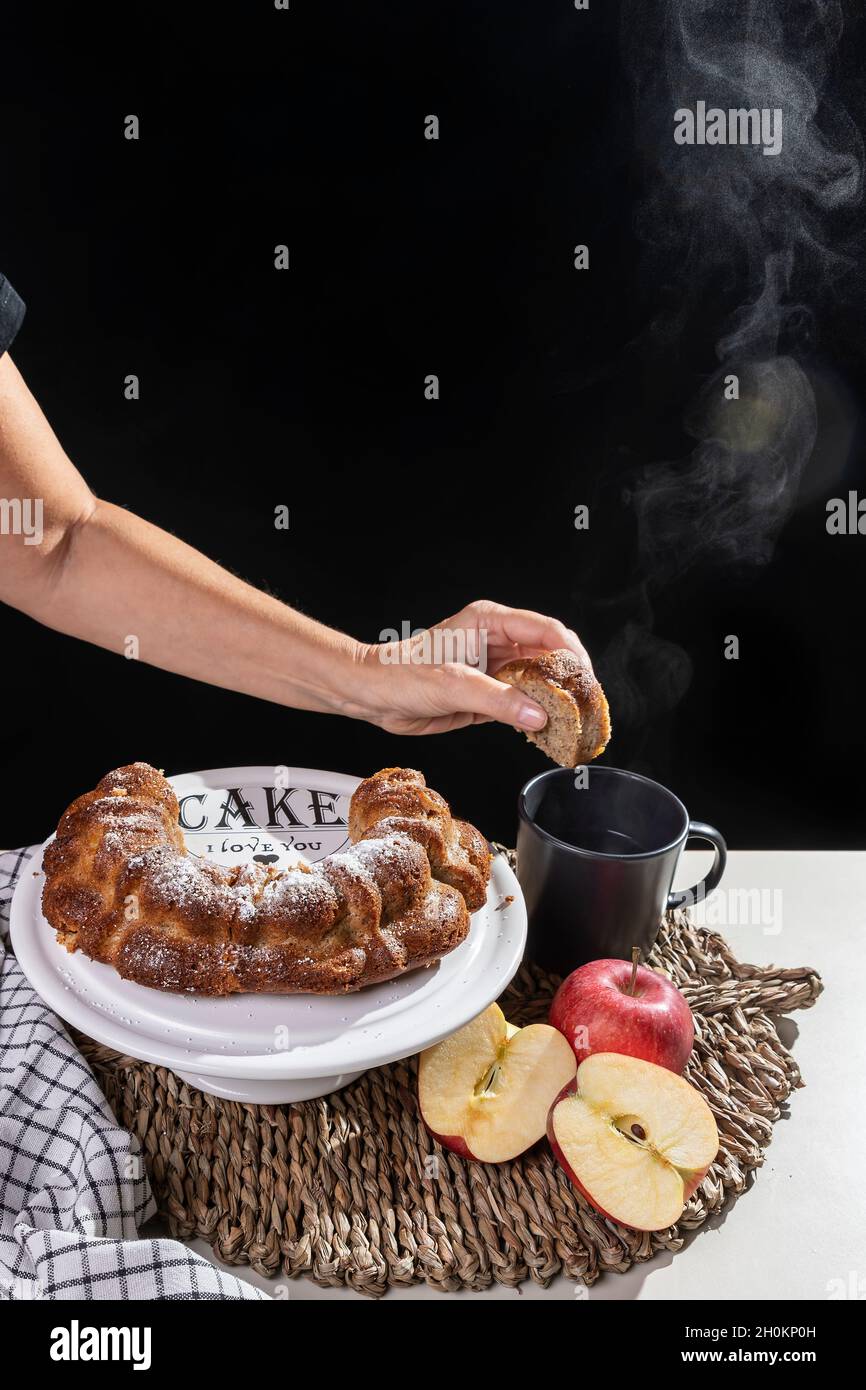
628, 947, 641, 996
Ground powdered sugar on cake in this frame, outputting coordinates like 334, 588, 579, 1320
41, 762, 491, 995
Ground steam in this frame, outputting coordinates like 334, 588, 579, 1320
632, 355, 818, 580
600, 0, 862, 734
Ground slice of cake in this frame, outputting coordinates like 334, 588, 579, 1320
496, 649, 611, 767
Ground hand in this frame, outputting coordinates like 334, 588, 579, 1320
353, 599, 592, 735
0, 355, 592, 736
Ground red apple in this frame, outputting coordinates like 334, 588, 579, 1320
549, 954, 694, 1073
548, 1052, 719, 1231
418, 1002, 576, 1163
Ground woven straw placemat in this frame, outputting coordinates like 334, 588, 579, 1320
73, 858, 822, 1298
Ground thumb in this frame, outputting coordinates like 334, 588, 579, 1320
451, 666, 548, 732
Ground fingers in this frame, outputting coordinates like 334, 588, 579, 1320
376, 710, 494, 736
367, 601, 590, 738
444, 600, 593, 672
442, 664, 548, 731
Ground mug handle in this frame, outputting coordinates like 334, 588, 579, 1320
666, 821, 727, 911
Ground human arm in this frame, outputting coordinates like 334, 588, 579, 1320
0, 351, 590, 734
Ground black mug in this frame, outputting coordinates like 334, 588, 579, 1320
516, 766, 726, 977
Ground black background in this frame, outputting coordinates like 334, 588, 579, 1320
1, 1, 864, 848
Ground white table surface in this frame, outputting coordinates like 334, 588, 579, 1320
143, 850, 866, 1301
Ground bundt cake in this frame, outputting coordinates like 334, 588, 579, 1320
41, 763, 491, 996
495, 650, 611, 767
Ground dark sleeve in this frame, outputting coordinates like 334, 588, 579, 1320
0, 273, 26, 357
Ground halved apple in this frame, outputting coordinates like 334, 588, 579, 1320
418, 1002, 576, 1162
548, 1052, 719, 1231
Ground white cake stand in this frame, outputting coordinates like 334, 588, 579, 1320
11, 765, 527, 1103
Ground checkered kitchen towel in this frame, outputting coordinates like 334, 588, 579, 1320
0, 847, 267, 1301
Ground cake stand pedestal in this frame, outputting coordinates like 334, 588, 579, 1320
173, 1069, 365, 1104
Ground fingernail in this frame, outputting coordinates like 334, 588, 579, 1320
518, 703, 547, 730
